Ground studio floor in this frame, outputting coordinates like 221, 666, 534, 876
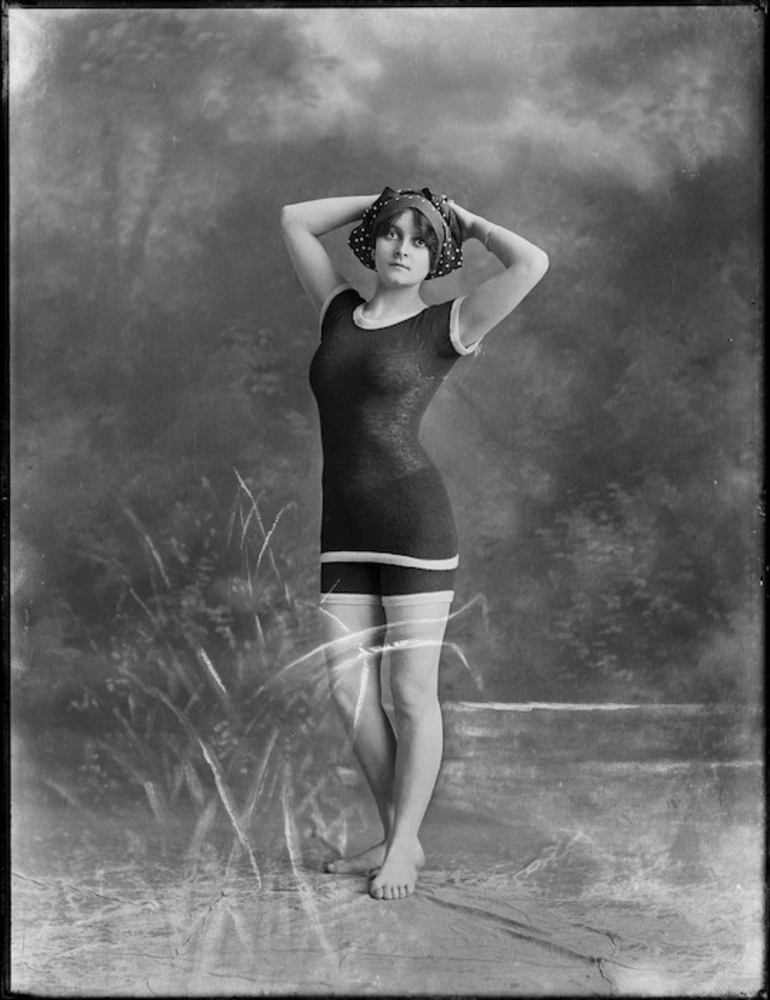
11, 702, 764, 996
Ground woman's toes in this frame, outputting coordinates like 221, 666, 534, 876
326, 842, 388, 876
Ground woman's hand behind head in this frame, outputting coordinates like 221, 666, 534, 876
446, 200, 477, 243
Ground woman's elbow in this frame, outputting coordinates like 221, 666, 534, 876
532, 248, 549, 278
281, 203, 308, 233
521, 248, 549, 283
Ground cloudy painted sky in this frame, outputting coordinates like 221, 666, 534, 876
268, 7, 758, 190
11, 6, 759, 196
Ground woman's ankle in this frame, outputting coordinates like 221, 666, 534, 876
385, 833, 422, 855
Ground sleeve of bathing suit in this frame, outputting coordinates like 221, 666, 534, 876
421, 298, 482, 363
319, 284, 360, 339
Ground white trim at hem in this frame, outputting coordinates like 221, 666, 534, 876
319, 283, 354, 335
321, 551, 459, 570
449, 296, 481, 356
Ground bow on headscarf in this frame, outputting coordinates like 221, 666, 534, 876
348, 186, 464, 279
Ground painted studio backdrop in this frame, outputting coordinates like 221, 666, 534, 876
10, 7, 764, 997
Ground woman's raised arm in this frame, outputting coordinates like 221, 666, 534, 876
280, 195, 379, 313
450, 202, 549, 351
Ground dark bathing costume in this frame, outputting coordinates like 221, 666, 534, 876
309, 284, 478, 608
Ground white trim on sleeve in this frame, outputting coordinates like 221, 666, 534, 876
449, 296, 481, 356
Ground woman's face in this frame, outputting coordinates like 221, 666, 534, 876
373, 210, 432, 287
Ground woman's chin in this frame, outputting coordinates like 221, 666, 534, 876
379, 268, 425, 287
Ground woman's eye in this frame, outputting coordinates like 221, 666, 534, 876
414, 238, 426, 247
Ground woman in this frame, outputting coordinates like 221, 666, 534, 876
280, 186, 548, 900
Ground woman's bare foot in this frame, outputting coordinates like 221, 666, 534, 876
323, 841, 388, 874
369, 841, 426, 900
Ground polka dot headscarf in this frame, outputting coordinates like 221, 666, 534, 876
348, 186, 464, 280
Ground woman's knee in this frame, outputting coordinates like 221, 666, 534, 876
326, 648, 378, 712
389, 671, 440, 720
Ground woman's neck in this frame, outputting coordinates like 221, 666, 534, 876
361, 285, 425, 320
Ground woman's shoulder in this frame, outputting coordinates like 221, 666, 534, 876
424, 298, 454, 316
418, 296, 478, 358
419, 297, 463, 320
319, 283, 363, 329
